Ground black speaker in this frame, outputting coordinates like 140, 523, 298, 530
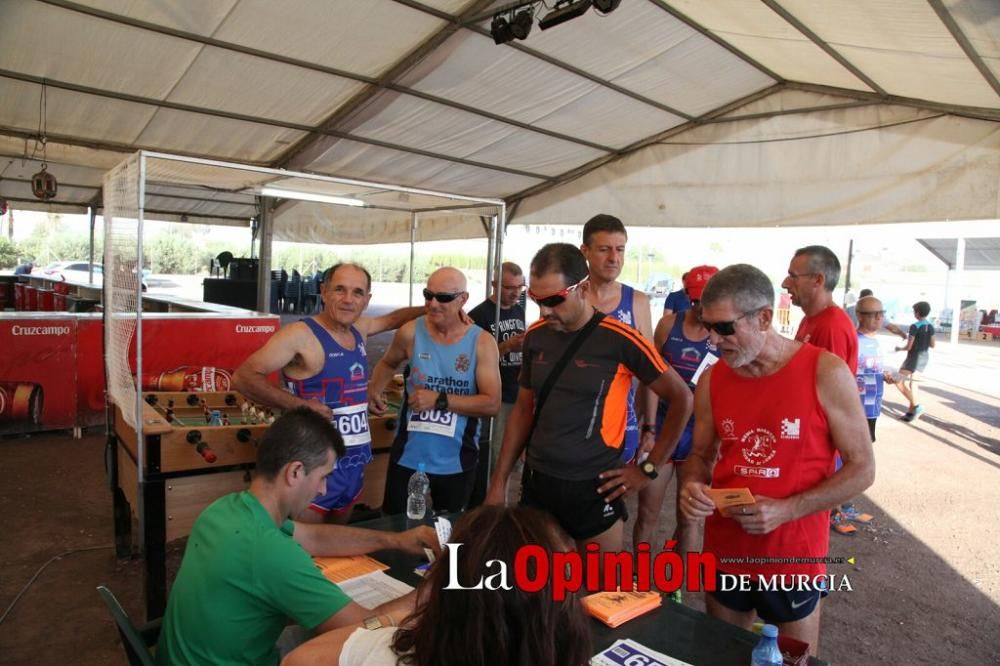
230, 258, 259, 281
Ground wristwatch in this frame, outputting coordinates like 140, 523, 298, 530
362, 616, 384, 630
435, 391, 449, 411
640, 424, 656, 434
640, 461, 659, 480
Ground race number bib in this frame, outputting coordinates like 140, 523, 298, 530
407, 408, 458, 438
330, 402, 372, 447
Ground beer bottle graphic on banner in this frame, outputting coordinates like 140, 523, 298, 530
141, 366, 234, 392
0, 382, 44, 425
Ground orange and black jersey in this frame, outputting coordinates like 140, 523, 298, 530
519, 311, 668, 480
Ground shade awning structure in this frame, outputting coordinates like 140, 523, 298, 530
1, 0, 997, 242
917, 237, 1000, 270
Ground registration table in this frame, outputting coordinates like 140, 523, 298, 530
356, 513, 828, 666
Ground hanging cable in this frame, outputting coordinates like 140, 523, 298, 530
0, 545, 113, 627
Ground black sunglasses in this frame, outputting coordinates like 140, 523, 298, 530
423, 288, 464, 303
702, 308, 763, 336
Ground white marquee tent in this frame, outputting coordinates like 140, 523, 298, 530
1, 0, 997, 243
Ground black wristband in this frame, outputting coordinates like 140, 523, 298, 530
641, 424, 656, 434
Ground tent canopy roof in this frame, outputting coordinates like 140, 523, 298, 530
917, 237, 1000, 270
1, 0, 997, 242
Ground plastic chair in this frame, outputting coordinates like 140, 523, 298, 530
301, 275, 319, 314
285, 272, 302, 314
97, 585, 161, 666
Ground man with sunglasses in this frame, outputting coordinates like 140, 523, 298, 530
235, 263, 427, 524
467, 261, 527, 505
679, 264, 874, 657
486, 243, 692, 560
579, 214, 656, 466
369, 267, 501, 515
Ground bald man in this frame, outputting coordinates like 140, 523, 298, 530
369, 268, 502, 514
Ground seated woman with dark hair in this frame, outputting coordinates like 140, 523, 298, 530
282, 505, 592, 666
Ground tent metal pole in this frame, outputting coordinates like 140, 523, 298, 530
949, 237, 965, 346
409, 213, 417, 307
88, 206, 97, 283
256, 197, 273, 313
485, 216, 496, 302
488, 206, 506, 483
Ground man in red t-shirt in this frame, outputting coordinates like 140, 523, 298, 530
781, 245, 858, 374
679, 264, 874, 657
781, 245, 867, 534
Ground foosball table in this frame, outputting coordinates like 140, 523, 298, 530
109, 388, 402, 619
109, 390, 276, 617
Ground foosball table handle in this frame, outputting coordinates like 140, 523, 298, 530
186, 430, 218, 463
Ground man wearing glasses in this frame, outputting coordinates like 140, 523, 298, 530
234, 263, 425, 524
369, 267, 501, 515
467, 261, 527, 504
781, 245, 858, 376
679, 264, 874, 657
486, 243, 692, 560
781, 246, 864, 535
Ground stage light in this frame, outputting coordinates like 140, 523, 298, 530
260, 187, 364, 207
592, 0, 621, 14
539, 0, 592, 31
510, 9, 533, 40
491, 14, 514, 44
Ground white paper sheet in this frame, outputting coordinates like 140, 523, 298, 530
337, 571, 414, 610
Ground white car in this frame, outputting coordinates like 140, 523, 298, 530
41, 261, 148, 290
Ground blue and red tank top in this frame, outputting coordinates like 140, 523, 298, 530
285, 318, 373, 469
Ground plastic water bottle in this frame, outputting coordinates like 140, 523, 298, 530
750, 624, 783, 666
406, 463, 430, 520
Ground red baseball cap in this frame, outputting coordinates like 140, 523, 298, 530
683, 265, 719, 301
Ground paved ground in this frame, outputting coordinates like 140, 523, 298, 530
0, 325, 997, 664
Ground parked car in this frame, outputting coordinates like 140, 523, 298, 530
41, 261, 148, 290
647, 278, 674, 297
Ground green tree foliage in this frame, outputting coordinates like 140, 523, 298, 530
19, 214, 102, 266
145, 232, 204, 274
0, 237, 21, 268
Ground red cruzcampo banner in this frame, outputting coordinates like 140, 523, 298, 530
129, 316, 278, 391
1, 317, 79, 434
1, 313, 279, 434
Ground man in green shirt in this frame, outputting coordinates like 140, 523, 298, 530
157, 407, 437, 665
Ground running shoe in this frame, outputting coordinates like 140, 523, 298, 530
900, 411, 915, 422
912, 404, 925, 419
830, 510, 857, 535
840, 504, 873, 524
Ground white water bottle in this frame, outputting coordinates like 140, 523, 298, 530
406, 463, 430, 519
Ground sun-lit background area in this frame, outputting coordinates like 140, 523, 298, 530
4, 209, 997, 330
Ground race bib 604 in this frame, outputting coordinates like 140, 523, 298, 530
330, 402, 372, 447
